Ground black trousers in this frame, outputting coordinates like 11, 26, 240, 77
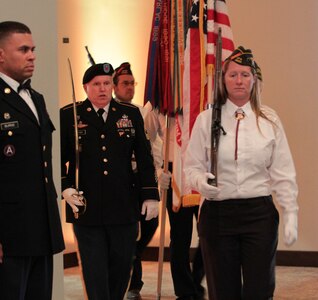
128, 213, 158, 291
73, 223, 138, 300
0, 255, 53, 300
167, 174, 205, 299
198, 196, 279, 300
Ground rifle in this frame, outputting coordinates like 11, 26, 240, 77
85, 46, 96, 65
208, 28, 226, 186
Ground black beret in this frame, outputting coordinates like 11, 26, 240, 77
82, 63, 114, 84
225, 46, 262, 81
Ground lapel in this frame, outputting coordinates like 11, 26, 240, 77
105, 99, 118, 129
79, 99, 101, 128
79, 99, 118, 130
0, 78, 39, 126
29, 90, 46, 126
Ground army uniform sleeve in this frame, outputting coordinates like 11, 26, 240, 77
60, 103, 75, 192
133, 109, 160, 201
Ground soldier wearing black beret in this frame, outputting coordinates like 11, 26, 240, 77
60, 62, 159, 300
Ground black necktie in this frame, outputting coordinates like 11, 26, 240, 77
17, 79, 32, 93
97, 108, 105, 124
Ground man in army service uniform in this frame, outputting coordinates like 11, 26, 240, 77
0, 21, 64, 300
60, 62, 159, 300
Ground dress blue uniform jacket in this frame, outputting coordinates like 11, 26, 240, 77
0, 78, 65, 256
60, 98, 159, 225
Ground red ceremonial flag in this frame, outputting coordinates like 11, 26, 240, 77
144, 0, 173, 116
178, 0, 235, 206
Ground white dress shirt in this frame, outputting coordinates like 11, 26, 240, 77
184, 99, 298, 213
144, 108, 175, 163
92, 103, 110, 122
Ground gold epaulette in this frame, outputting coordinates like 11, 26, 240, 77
61, 101, 83, 111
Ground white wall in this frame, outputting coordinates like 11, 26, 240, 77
58, 0, 154, 106
0, 1, 64, 299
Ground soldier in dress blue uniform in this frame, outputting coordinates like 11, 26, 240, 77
0, 21, 65, 300
60, 63, 160, 300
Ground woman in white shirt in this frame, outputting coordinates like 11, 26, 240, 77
184, 46, 298, 300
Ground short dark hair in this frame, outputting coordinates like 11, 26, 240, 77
0, 21, 31, 43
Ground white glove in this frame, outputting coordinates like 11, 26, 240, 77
141, 200, 159, 221
157, 168, 171, 190
62, 188, 84, 213
196, 173, 220, 200
283, 211, 298, 246
0, 243, 3, 263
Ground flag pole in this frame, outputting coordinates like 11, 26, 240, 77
156, 115, 170, 300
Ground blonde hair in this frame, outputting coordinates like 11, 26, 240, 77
219, 60, 276, 129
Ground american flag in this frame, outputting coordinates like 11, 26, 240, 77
176, 0, 234, 205
184, 0, 234, 133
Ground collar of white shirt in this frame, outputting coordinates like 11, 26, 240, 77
92, 103, 110, 121
224, 99, 253, 119
0, 72, 21, 92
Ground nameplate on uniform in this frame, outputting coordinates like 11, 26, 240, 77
0, 121, 19, 131
78, 129, 87, 136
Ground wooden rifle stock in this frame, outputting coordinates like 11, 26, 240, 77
208, 28, 225, 186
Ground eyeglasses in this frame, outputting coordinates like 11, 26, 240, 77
119, 81, 137, 87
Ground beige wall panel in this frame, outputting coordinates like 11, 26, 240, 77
227, 0, 318, 251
